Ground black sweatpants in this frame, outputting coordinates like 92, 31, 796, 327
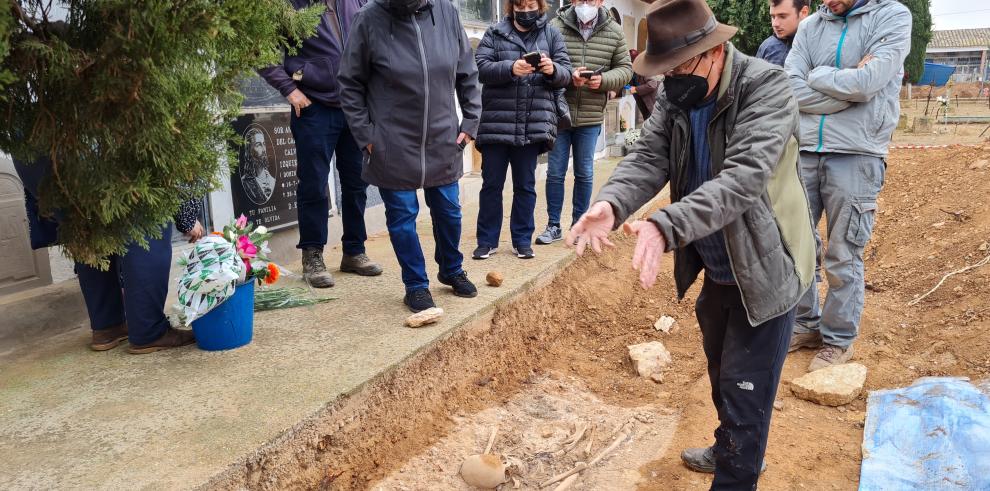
696, 279, 794, 490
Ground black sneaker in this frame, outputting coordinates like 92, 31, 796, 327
512, 245, 535, 259
535, 225, 562, 245
680, 446, 767, 474
437, 271, 478, 298
472, 246, 497, 260
403, 288, 436, 313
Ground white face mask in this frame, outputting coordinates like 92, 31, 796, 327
575, 4, 598, 23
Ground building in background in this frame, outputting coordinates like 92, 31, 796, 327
926, 28, 990, 83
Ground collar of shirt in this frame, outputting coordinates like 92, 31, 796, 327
579, 18, 596, 31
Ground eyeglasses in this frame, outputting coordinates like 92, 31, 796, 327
666, 55, 704, 77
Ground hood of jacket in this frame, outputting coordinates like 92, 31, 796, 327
555, 5, 611, 34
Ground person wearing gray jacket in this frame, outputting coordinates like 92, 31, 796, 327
338, 0, 482, 313
569, 0, 815, 486
785, 0, 910, 372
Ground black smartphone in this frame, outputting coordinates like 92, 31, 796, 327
458, 140, 468, 151
579, 67, 603, 79
523, 51, 542, 69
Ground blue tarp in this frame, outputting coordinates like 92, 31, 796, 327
860, 377, 990, 490
917, 63, 957, 87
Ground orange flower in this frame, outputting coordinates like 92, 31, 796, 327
264, 263, 280, 285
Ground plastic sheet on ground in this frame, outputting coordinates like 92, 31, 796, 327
860, 377, 990, 490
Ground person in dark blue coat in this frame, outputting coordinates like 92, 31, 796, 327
14, 156, 202, 354
472, 0, 571, 261
755, 0, 809, 66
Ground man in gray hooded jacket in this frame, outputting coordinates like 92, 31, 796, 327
785, 0, 910, 371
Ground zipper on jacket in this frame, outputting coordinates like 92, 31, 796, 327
817, 17, 850, 153
412, 16, 430, 188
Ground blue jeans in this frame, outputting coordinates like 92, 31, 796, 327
379, 182, 464, 292
546, 124, 601, 227
795, 152, 885, 348
477, 143, 540, 248
75, 226, 174, 345
291, 103, 368, 255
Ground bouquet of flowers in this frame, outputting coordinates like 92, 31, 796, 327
175, 214, 281, 324
219, 214, 280, 286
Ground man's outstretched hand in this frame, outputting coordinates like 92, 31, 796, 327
624, 220, 667, 289
567, 201, 616, 256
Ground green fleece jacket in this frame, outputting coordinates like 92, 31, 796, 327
551, 6, 632, 127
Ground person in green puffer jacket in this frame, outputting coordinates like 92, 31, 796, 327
535, 0, 632, 246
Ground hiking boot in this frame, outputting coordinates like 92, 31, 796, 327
681, 446, 767, 474
472, 246, 497, 260
340, 253, 383, 276
127, 327, 196, 354
809, 344, 854, 372
403, 288, 436, 313
535, 225, 562, 245
789, 331, 824, 353
512, 245, 535, 259
90, 324, 128, 351
437, 271, 478, 298
302, 247, 335, 288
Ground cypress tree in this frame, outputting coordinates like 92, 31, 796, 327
0, 1, 322, 268
899, 0, 932, 84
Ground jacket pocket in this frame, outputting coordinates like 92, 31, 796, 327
846, 201, 877, 248
299, 57, 340, 93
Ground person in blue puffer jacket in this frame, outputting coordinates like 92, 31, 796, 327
472, 0, 571, 261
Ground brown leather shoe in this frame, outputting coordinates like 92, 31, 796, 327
90, 324, 128, 351
127, 327, 196, 354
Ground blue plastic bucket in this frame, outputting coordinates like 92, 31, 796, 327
191, 281, 255, 351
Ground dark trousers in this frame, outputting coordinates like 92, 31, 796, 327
290, 103, 368, 255
696, 279, 794, 490
379, 182, 464, 292
476, 143, 540, 248
75, 226, 174, 345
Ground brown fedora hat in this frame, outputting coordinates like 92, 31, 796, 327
633, 0, 738, 77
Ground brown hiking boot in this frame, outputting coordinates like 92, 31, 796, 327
127, 327, 196, 354
808, 344, 854, 372
302, 247, 335, 288
789, 331, 823, 353
340, 253, 383, 276
90, 324, 128, 351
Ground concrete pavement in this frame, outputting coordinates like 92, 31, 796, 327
0, 158, 626, 490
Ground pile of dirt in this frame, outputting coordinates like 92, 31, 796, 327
901, 82, 990, 99
239, 146, 989, 490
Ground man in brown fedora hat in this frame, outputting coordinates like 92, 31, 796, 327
567, 0, 816, 487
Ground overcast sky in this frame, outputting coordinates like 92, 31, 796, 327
931, 0, 990, 31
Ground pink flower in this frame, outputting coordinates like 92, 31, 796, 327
235, 214, 248, 228
237, 235, 258, 258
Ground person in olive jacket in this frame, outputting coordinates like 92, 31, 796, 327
338, 0, 482, 313
472, 0, 571, 261
536, 0, 632, 246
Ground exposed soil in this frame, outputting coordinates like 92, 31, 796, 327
242, 144, 989, 490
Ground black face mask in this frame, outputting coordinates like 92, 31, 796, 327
514, 10, 540, 29
663, 56, 714, 112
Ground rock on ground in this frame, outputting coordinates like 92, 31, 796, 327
628, 342, 672, 383
486, 271, 504, 287
405, 308, 444, 328
653, 315, 675, 333
790, 363, 868, 406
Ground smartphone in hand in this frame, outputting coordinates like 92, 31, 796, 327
523, 51, 542, 69
580, 67, 605, 79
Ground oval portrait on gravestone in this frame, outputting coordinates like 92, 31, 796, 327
239, 123, 277, 205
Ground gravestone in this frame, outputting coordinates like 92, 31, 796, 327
0, 155, 52, 296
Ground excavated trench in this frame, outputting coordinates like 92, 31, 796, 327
205, 230, 705, 491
